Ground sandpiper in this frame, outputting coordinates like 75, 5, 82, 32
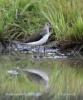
13, 22, 51, 46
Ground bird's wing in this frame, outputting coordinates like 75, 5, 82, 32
24, 29, 46, 43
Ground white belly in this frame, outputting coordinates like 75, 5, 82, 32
27, 34, 49, 46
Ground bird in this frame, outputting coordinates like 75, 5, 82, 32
13, 22, 51, 46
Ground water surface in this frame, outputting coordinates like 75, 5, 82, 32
0, 45, 83, 100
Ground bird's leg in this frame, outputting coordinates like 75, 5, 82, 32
30, 46, 41, 55
37, 45, 40, 53
35, 45, 40, 55
44, 45, 46, 57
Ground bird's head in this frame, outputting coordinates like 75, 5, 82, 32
45, 22, 52, 29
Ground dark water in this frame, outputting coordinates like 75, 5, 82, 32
0, 44, 83, 100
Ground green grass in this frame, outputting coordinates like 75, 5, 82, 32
0, 0, 83, 45
0, 0, 47, 43
37, 0, 83, 41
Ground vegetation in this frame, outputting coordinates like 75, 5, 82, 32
0, 1, 83, 99
0, 0, 83, 48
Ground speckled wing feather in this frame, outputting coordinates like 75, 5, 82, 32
24, 28, 47, 43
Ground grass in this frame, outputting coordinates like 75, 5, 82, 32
37, 0, 83, 41
0, 0, 47, 43
0, 0, 83, 46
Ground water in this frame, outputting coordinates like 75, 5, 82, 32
0, 44, 83, 100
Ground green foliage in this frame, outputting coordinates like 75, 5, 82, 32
37, 0, 83, 41
0, 0, 83, 43
72, 16, 83, 40
0, 0, 47, 42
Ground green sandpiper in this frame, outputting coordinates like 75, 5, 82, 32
13, 22, 51, 46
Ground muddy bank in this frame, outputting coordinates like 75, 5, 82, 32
0, 33, 83, 53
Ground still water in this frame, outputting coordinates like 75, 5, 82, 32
0, 45, 83, 100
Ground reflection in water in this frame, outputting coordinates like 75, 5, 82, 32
0, 48, 83, 100
7, 67, 49, 92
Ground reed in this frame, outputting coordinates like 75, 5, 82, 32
0, 0, 83, 44
37, 0, 83, 41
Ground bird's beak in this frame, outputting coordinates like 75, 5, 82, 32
49, 23, 53, 28
50, 25, 53, 28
